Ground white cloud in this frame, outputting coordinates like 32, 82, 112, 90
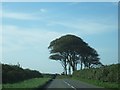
1, 25, 63, 73
2, 8, 48, 20
2, 12, 41, 20
40, 8, 47, 13
2, 25, 62, 53
50, 18, 117, 35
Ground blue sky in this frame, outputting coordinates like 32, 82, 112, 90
1, 2, 118, 74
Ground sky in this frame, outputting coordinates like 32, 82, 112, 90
1, 2, 118, 74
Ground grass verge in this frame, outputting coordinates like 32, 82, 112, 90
72, 77, 119, 89
2, 77, 51, 89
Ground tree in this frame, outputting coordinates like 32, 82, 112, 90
48, 34, 101, 75
49, 54, 68, 75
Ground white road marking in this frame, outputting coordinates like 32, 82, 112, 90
63, 80, 76, 90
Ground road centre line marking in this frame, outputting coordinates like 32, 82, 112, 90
63, 81, 76, 90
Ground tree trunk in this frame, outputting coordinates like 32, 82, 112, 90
64, 67, 67, 75
68, 64, 71, 75
65, 60, 67, 75
81, 61, 83, 70
72, 64, 76, 72
75, 63, 77, 70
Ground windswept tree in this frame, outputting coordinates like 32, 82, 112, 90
48, 34, 102, 75
49, 54, 68, 75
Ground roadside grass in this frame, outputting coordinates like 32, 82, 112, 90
2, 77, 51, 89
52, 75, 119, 89
72, 77, 119, 89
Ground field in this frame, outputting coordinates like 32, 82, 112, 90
2, 77, 51, 89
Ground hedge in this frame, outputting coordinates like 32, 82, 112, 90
2, 64, 43, 84
73, 64, 119, 83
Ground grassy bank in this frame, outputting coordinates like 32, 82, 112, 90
2, 77, 51, 89
57, 75, 119, 89
56, 64, 119, 88
72, 64, 119, 89
72, 77, 119, 89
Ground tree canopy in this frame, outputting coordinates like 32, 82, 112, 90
48, 34, 103, 75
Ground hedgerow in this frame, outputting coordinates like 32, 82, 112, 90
73, 64, 119, 83
2, 64, 43, 84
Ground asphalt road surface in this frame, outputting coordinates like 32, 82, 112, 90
45, 79, 103, 89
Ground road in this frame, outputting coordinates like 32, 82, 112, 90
45, 79, 103, 89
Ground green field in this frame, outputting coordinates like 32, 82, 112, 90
2, 77, 51, 89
